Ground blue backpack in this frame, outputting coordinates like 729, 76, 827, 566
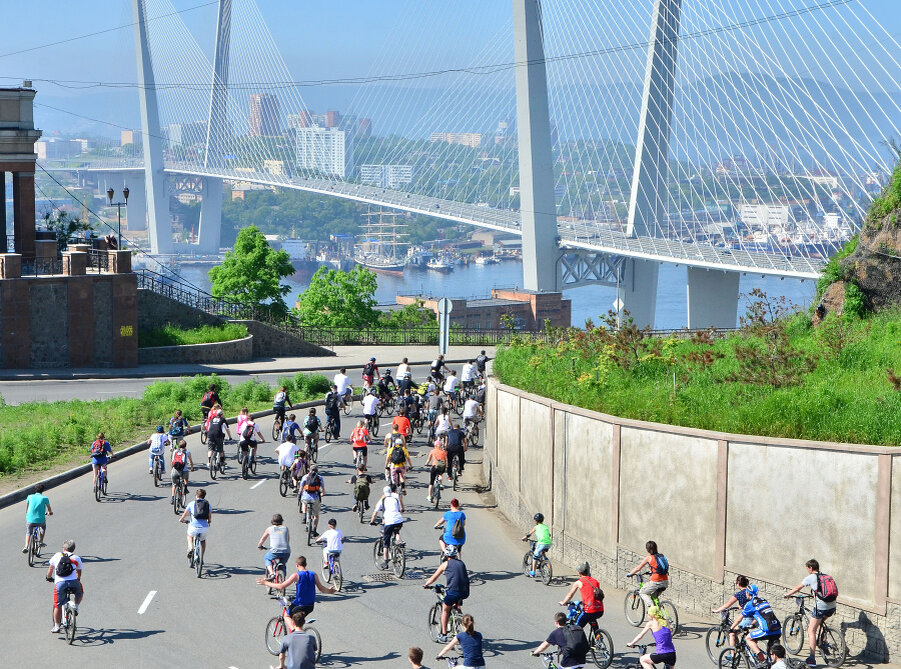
652, 554, 669, 576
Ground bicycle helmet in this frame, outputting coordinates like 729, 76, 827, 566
310, 465, 319, 475
533, 513, 544, 523
370, 357, 376, 361
577, 562, 590, 575
443, 546, 458, 557
384, 369, 392, 375
383, 486, 392, 496
156, 425, 165, 433
747, 584, 759, 596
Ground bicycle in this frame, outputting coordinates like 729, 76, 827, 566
717, 628, 780, 669
265, 596, 322, 662
320, 549, 344, 592
278, 466, 294, 498
271, 415, 283, 442
239, 445, 258, 480
464, 419, 480, 447
303, 506, 318, 546
449, 456, 461, 492
208, 450, 225, 480
324, 418, 336, 444
93, 465, 109, 502
199, 407, 210, 445
432, 471, 443, 509
521, 539, 553, 585
50, 581, 79, 645
151, 453, 164, 488
341, 387, 354, 415
565, 601, 614, 668
172, 473, 188, 515
624, 572, 679, 634
781, 594, 847, 667
626, 643, 673, 669
371, 522, 406, 578
426, 583, 463, 642
27, 524, 45, 567
706, 606, 739, 663
436, 655, 463, 668
259, 547, 287, 596
182, 519, 204, 578
304, 433, 320, 462
533, 651, 564, 668
413, 413, 425, 436
378, 395, 396, 418
366, 413, 380, 437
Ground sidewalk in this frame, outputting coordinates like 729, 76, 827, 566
0, 345, 495, 381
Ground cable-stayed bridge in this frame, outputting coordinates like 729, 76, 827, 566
39, 0, 901, 327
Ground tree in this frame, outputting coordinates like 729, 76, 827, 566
295, 266, 380, 329
208, 225, 295, 314
40, 211, 93, 255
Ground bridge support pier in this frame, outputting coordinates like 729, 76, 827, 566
620, 258, 659, 329
686, 266, 739, 329
123, 173, 146, 231
197, 177, 222, 253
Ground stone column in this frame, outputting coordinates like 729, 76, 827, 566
0, 171, 6, 244
12, 172, 36, 260
110, 250, 132, 274
0, 253, 22, 278
62, 251, 87, 276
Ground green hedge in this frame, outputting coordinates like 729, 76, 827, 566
139, 323, 249, 348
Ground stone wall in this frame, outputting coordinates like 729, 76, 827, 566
231, 319, 332, 358
138, 335, 253, 365
484, 380, 901, 663
137, 288, 223, 331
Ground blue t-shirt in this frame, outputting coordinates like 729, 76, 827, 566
734, 589, 750, 607
742, 597, 780, 634
293, 570, 316, 608
25, 493, 50, 524
283, 421, 301, 442
90, 440, 112, 464
456, 631, 485, 666
442, 510, 466, 546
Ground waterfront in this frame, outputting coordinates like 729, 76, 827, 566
173, 259, 816, 329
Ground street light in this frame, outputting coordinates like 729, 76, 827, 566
106, 186, 129, 250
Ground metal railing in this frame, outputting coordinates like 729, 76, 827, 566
21, 258, 63, 276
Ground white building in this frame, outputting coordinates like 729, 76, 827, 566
35, 138, 83, 160
360, 164, 413, 189
296, 126, 352, 178
739, 203, 789, 231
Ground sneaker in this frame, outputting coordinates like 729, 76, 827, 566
529, 571, 535, 578
805, 656, 816, 667
51, 625, 60, 633
426, 496, 432, 503
352, 504, 358, 512
21, 547, 27, 554
436, 634, 448, 643
187, 549, 193, 558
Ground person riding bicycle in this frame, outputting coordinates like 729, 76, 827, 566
290, 449, 310, 489
739, 585, 782, 665
206, 404, 231, 469
46, 539, 83, 634
362, 388, 379, 429
258, 513, 291, 579
523, 513, 552, 578
399, 389, 418, 421
427, 389, 443, 439
559, 562, 605, 630
443, 370, 460, 403
460, 360, 477, 393
392, 408, 412, 442
170, 438, 195, 501
532, 611, 590, 668
437, 614, 483, 668
333, 368, 352, 409
323, 386, 342, 440
711, 575, 754, 649
257, 555, 336, 624
275, 439, 301, 477
168, 409, 190, 442
362, 356, 380, 390
199, 383, 221, 421
425, 440, 448, 503
23, 483, 52, 554
89, 432, 114, 491
445, 423, 467, 477
475, 379, 486, 406
462, 396, 482, 429
147, 425, 170, 476
430, 354, 447, 384
628, 541, 669, 608
314, 518, 344, 572
239, 416, 265, 465
377, 370, 396, 402
349, 465, 373, 513
627, 605, 677, 668
350, 420, 370, 468
180, 488, 211, 562
435, 497, 466, 557
385, 429, 411, 493
370, 484, 405, 565
236, 406, 250, 441
475, 350, 489, 376
299, 466, 325, 535
396, 357, 411, 382
423, 546, 470, 644
302, 408, 322, 453
282, 413, 302, 444
784, 559, 836, 668
273, 386, 292, 428
433, 407, 452, 443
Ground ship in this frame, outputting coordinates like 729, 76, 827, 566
354, 208, 409, 276
426, 255, 453, 272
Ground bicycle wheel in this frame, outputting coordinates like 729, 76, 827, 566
371, 417, 380, 437
427, 602, 443, 642
321, 555, 332, 582
359, 500, 366, 523
819, 625, 847, 667
194, 541, 203, 578
453, 399, 463, 417
219, 454, 226, 475
28, 536, 37, 567
522, 550, 533, 576
332, 559, 343, 592
153, 459, 161, 488
307, 518, 314, 546
623, 590, 646, 626
660, 600, 679, 635
782, 614, 806, 655
279, 472, 289, 497
452, 465, 459, 491
272, 421, 281, 441
706, 625, 730, 663
250, 454, 258, 475
66, 606, 77, 645
392, 546, 406, 578
343, 397, 352, 415
589, 627, 614, 669
415, 417, 424, 435
307, 625, 322, 663
373, 538, 385, 569
718, 647, 748, 669
208, 455, 218, 480
242, 457, 249, 480
101, 473, 108, 496
470, 424, 480, 446
325, 425, 332, 443
265, 616, 285, 655
539, 559, 553, 585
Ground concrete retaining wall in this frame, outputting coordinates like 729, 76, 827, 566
138, 335, 253, 365
484, 380, 901, 662
230, 319, 333, 358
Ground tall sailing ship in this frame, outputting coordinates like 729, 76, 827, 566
353, 209, 408, 275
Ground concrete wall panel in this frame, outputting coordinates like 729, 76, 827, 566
727, 443, 877, 605
890, 458, 901, 600
518, 398, 552, 520
563, 411, 614, 554
496, 390, 520, 494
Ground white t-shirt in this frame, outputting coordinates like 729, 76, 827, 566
435, 414, 451, 433
186, 499, 210, 529
276, 441, 298, 467
376, 494, 404, 526
362, 394, 379, 416
803, 573, 837, 611
149, 432, 168, 455
49, 552, 83, 583
318, 528, 345, 553
443, 376, 459, 393
396, 363, 410, 379
461, 363, 475, 382
268, 524, 290, 552
334, 373, 350, 395
242, 422, 263, 443
771, 661, 789, 669
462, 399, 480, 419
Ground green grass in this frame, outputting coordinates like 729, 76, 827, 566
494, 311, 901, 446
0, 372, 330, 478
138, 323, 249, 348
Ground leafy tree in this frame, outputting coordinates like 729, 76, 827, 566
295, 266, 380, 328
380, 299, 436, 329
208, 225, 295, 314
40, 211, 93, 255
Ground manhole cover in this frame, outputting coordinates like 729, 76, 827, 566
361, 568, 428, 583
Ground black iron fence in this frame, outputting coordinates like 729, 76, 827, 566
21, 258, 63, 276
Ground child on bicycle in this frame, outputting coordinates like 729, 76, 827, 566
314, 518, 344, 572
350, 420, 370, 468
385, 429, 411, 493
628, 540, 669, 607
290, 449, 309, 489
522, 512, 552, 578
627, 605, 676, 668
348, 465, 372, 513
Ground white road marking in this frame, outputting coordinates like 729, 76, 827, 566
251, 479, 266, 489
137, 590, 157, 614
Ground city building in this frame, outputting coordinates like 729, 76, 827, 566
325, 110, 340, 128
286, 112, 311, 129
296, 126, 352, 178
249, 93, 280, 137
263, 159, 286, 175
35, 138, 82, 160
429, 132, 482, 148
358, 118, 372, 139
121, 129, 141, 146
360, 164, 413, 189
394, 289, 570, 331
164, 121, 207, 147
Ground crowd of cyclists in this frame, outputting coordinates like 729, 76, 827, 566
21, 348, 845, 669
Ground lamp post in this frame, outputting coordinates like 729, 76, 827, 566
106, 186, 129, 250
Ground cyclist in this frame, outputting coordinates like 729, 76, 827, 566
425, 440, 448, 503
392, 408, 412, 442
739, 586, 782, 665
290, 449, 310, 489
370, 484, 405, 565
475, 379, 486, 405
168, 409, 190, 443
462, 396, 482, 430
784, 559, 837, 667
302, 408, 322, 453
146, 425, 170, 476
434, 497, 466, 557
22, 483, 52, 554
522, 513, 552, 578
282, 413, 302, 444
257, 513, 291, 579
348, 465, 372, 513
362, 356, 380, 390
324, 385, 342, 440
377, 369, 396, 403
711, 575, 754, 649
437, 614, 483, 668
433, 407, 451, 444
180, 488, 211, 561
532, 611, 590, 668
273, 386, 292, 429
475, 350, 489, 376
333, 368, 351, 409
443, 369, 460, 405
279, 610, 317, 669
257, 554, 336, 622
559, 562, 605, 630
239, 415, 265, 466
314, 518, 344, 572
398, 388, 417, 420
199, 383, 221, 422
424, 546, 471, 644
385, 428, 411, 493
350, 419, 370, 468
170, 438, 195, 501
89, 432, 114, 491
362, 388, 379, 429
46, 539, 83, 633
430, 354, 447, 384
627, 605, 676, 668
206, 405, 231, 470
445, 422, 467, 477
427, 389, 444, 439
628, 541, 669, 607
236, 406, 251, 441
299, 465, 325, 535
460, 360, 477, 393
396, 356, 411, 381
276, 438, 300, 476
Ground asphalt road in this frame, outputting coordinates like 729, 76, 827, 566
0, 404, 717, 668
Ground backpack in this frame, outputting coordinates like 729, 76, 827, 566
193, 498, 210, 520
816, 573, 839, 603
303, 475, 322, 494
55, 553, 75, 578
651, 553, 669, 576
169, 417, 185, 436
242, 423, 256, 440
274, 391, 286, 405
433, 457, 446, 473
90, 440, 105, 457
354, 477, 371, 501
325, 393, 339, 411
363, 362, 376, 376
390, 445, 407, 465
172, 450, 186, 470
560, 624, 590, 660
201, 390, 215, 407
451, 517, 465, 540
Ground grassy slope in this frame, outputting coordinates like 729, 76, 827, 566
138, 323, 249, 348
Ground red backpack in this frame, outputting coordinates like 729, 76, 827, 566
816, 573, 838, 603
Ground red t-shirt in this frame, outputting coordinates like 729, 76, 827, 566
392, 416, 411, 436
351, 426, 369, 448
579, 575, 604, 613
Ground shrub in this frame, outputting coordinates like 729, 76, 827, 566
139, 323, 248, 348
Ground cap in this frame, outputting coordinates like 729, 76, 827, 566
383, 486, 392, 495
156, 425, 165, 433
370, 357, 376, 361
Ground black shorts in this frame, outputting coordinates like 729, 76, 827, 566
429, 465, 446, 486
649, 651, 676, 666
209, 437, 224, 452
239, 439, 257, 451
289, 604, 314, 617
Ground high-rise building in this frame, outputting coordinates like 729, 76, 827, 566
358, 118, 372, 139
35, 138, 83, 160
360, 164, 413, 189
249, 93, 280, 137
296, 126, 352, 178
286, 112, 311, 129
164, 121, 208, 147
121, 129, 141, 146
325, 110, 340, 128
429, 132, 482, 148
